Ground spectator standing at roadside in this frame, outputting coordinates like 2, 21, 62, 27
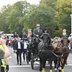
13, 37, 23, 65
68, 34, 72, 49
14, 32, 18, 38
22, 32, 28, 62
62, 29, 68, 37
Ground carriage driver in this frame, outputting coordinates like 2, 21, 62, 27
33, 24, 43, 38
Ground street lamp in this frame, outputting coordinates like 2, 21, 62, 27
71, 14, 72, 34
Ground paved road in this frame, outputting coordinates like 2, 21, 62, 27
8, 48, 72, 72
9, 66, 72, 72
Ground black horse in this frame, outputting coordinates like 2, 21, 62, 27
27, 34, 61, 72
38, 33, 58, 72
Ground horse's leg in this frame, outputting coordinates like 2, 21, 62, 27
54, 58, 58, 72
39, 58, 42, 71
42, 59, 46, 72
39, 58, 46, 72
61, 54, 69, 72
61, 58, 67, 72
61, 59, 65, 72
58, 57, 62, 72
49, 60, 53, 72
54, 57, 62, 72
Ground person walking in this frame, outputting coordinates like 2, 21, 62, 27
22, 32, 28, 62
13, 37, 23, 65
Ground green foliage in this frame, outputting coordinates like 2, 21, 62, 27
0, 0, 71, 36
55, 0, 71, 35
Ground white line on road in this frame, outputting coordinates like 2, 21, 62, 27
9, 64, 72, 68
9, 65, 31, 68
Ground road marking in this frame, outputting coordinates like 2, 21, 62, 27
66, 64, 72, 66
9, 65, 31, 68
9, 64, 72, 68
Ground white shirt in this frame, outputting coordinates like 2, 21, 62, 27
18, 42, 21, 49
24, 42, 27, 49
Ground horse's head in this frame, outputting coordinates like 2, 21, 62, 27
28, 37, 38, 53
29, 37, 40, 49
61, 37, 69, 49
52, 37, 63, 52
32, 37, 40, 44
41, 33, 51, 45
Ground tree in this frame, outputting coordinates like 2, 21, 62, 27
0, 5, 12, 33
0, 0, 71, 36
55, 0, 71, 35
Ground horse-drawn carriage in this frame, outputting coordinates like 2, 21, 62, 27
27, 35, 40, 69
27, 35, 70, 72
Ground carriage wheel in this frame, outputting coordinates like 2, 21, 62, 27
26, 51, 31, 64
26, 52, 29, 64
31, 59, 34, 69
31, 53, 34, 69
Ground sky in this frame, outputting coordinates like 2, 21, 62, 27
0, 0, 40, 9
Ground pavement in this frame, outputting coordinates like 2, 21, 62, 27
8, 48, 72, 72
9, 67, 72, 72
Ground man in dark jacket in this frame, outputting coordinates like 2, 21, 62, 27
21, 32, 28, 62
33, 24, 43, 37
13, 32, 18, 38
13, 37, 23, 65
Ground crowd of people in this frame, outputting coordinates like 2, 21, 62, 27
11, 24, 52, 66
0, 24, 72, 72
11, 24, 72, 66
12, 24, 44, 65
